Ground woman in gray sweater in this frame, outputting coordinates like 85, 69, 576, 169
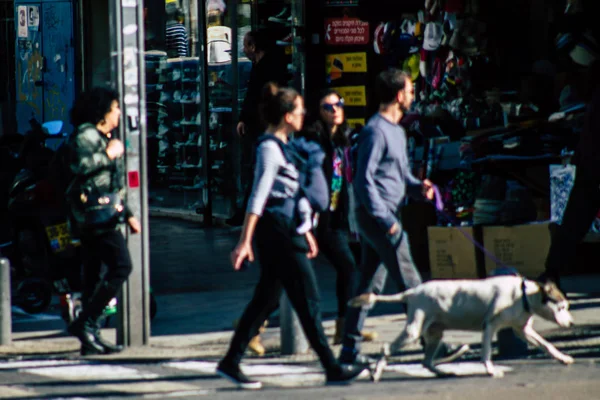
216, 86, 365, 390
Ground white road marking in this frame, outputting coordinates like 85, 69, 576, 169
0, 360, 85, 370
385, 362, 512, 377
163, 360, 321, 376
21, 365, 159, 380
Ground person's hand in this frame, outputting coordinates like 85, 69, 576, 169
236, 121, 246, 136
231, 240, 254, 270
127, 216, 141, 234
106, 139, 124, 159
423, 179, 435, 200
388, 223, 399, 236
306, 231, 319, 259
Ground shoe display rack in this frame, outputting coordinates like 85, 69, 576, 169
256, 0, 305, 92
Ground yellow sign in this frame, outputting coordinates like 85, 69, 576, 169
334, 86, 366, 106
346, 118, 365, 128
326, 52, 367, 80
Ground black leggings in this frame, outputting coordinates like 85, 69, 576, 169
317, 229, 357, 318
80, 229, 133, 303
222, 212, 338, 371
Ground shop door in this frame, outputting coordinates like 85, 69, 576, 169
14, 1, 75, 135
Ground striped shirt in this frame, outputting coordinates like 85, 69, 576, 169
247, 139, 301, 217
166, 23, 188, 58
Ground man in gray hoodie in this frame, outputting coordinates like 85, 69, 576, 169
339, 69, 468, 365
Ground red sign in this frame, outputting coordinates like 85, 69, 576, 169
128, 171, 140, 188
325, 18, 369, 46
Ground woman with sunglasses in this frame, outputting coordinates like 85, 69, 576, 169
298, 89, 377, 345
216, 86, 365, 390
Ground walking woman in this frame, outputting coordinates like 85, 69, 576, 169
299, 89, 377, 344
217, 86, 365, 390
66, 87, 141, 355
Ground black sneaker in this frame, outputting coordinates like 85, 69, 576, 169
435, 343, 470, 365
326, 364, 367, 385
216, 362, 262, 390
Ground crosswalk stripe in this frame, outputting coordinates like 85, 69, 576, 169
21, 364, 159, 380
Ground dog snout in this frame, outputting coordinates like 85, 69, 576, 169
556, 310, 574, 328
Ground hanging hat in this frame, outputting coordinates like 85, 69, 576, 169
403, 53, 420, 81
423, 22, 443, 51
374, 22, 387, 55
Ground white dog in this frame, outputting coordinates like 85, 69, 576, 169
348, 276, 574, 378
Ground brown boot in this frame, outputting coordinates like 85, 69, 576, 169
361, 330, 378, 342
244, 320, 268, 357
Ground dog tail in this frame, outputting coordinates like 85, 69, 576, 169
348, 290, 411, 307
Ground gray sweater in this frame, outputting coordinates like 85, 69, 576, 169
247, 139, 307, 220
353, 113, 423, 231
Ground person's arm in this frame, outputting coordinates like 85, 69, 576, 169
353, 127, 397, 231
246, 141, 285, 216
232, 141, 285, 270
69, 126, 114, 177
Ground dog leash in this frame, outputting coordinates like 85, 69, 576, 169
431, 184, 532, 311
430, 185, 532, 311
430, 184, 514, 271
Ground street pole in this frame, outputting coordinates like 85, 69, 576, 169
279, 1, 309, 356
0, 258, 11, 345
109, 0, 150, 347
279, 292, 308, 355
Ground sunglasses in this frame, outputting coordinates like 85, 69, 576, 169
321, 100, 344, 113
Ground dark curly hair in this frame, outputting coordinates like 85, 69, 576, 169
70, 87, 119, 127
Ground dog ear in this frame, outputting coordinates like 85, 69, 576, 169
542, 281, 567, 304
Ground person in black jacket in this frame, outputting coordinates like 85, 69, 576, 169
66, 87, 141, 356
298, 89, 377, 345
227, 29, 288, 226
541, 35, 600, 286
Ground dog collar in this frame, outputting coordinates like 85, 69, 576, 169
521, 278, 531, 313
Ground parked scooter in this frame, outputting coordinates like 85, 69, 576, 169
0, 119, 82, 314
1, 118, 158, 321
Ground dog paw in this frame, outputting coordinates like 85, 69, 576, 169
486, 369, 504, 378
560, 355, 575, 365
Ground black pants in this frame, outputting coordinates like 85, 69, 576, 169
341, 207, 422, 354
545, 175, 600, 279
222, 212, 338, 371
80, 229, 133, 305
317, 229, 357, 318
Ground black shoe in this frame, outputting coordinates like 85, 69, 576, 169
435, 343, 470, 365
326, 364, 366, 385
94, 330, 124, 354
216, 361, 262, 390
92, 317, 124, 354
68, 319, 105, 356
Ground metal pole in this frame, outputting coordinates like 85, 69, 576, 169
279, 292, 308, 355
279, 2, 308, 356
197, 0, 212, 226
0, 258, 12, 345
110, 0, 150, 347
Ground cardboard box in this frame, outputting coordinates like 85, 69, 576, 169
482, 222, 551, 278
428, 226, 480, 279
